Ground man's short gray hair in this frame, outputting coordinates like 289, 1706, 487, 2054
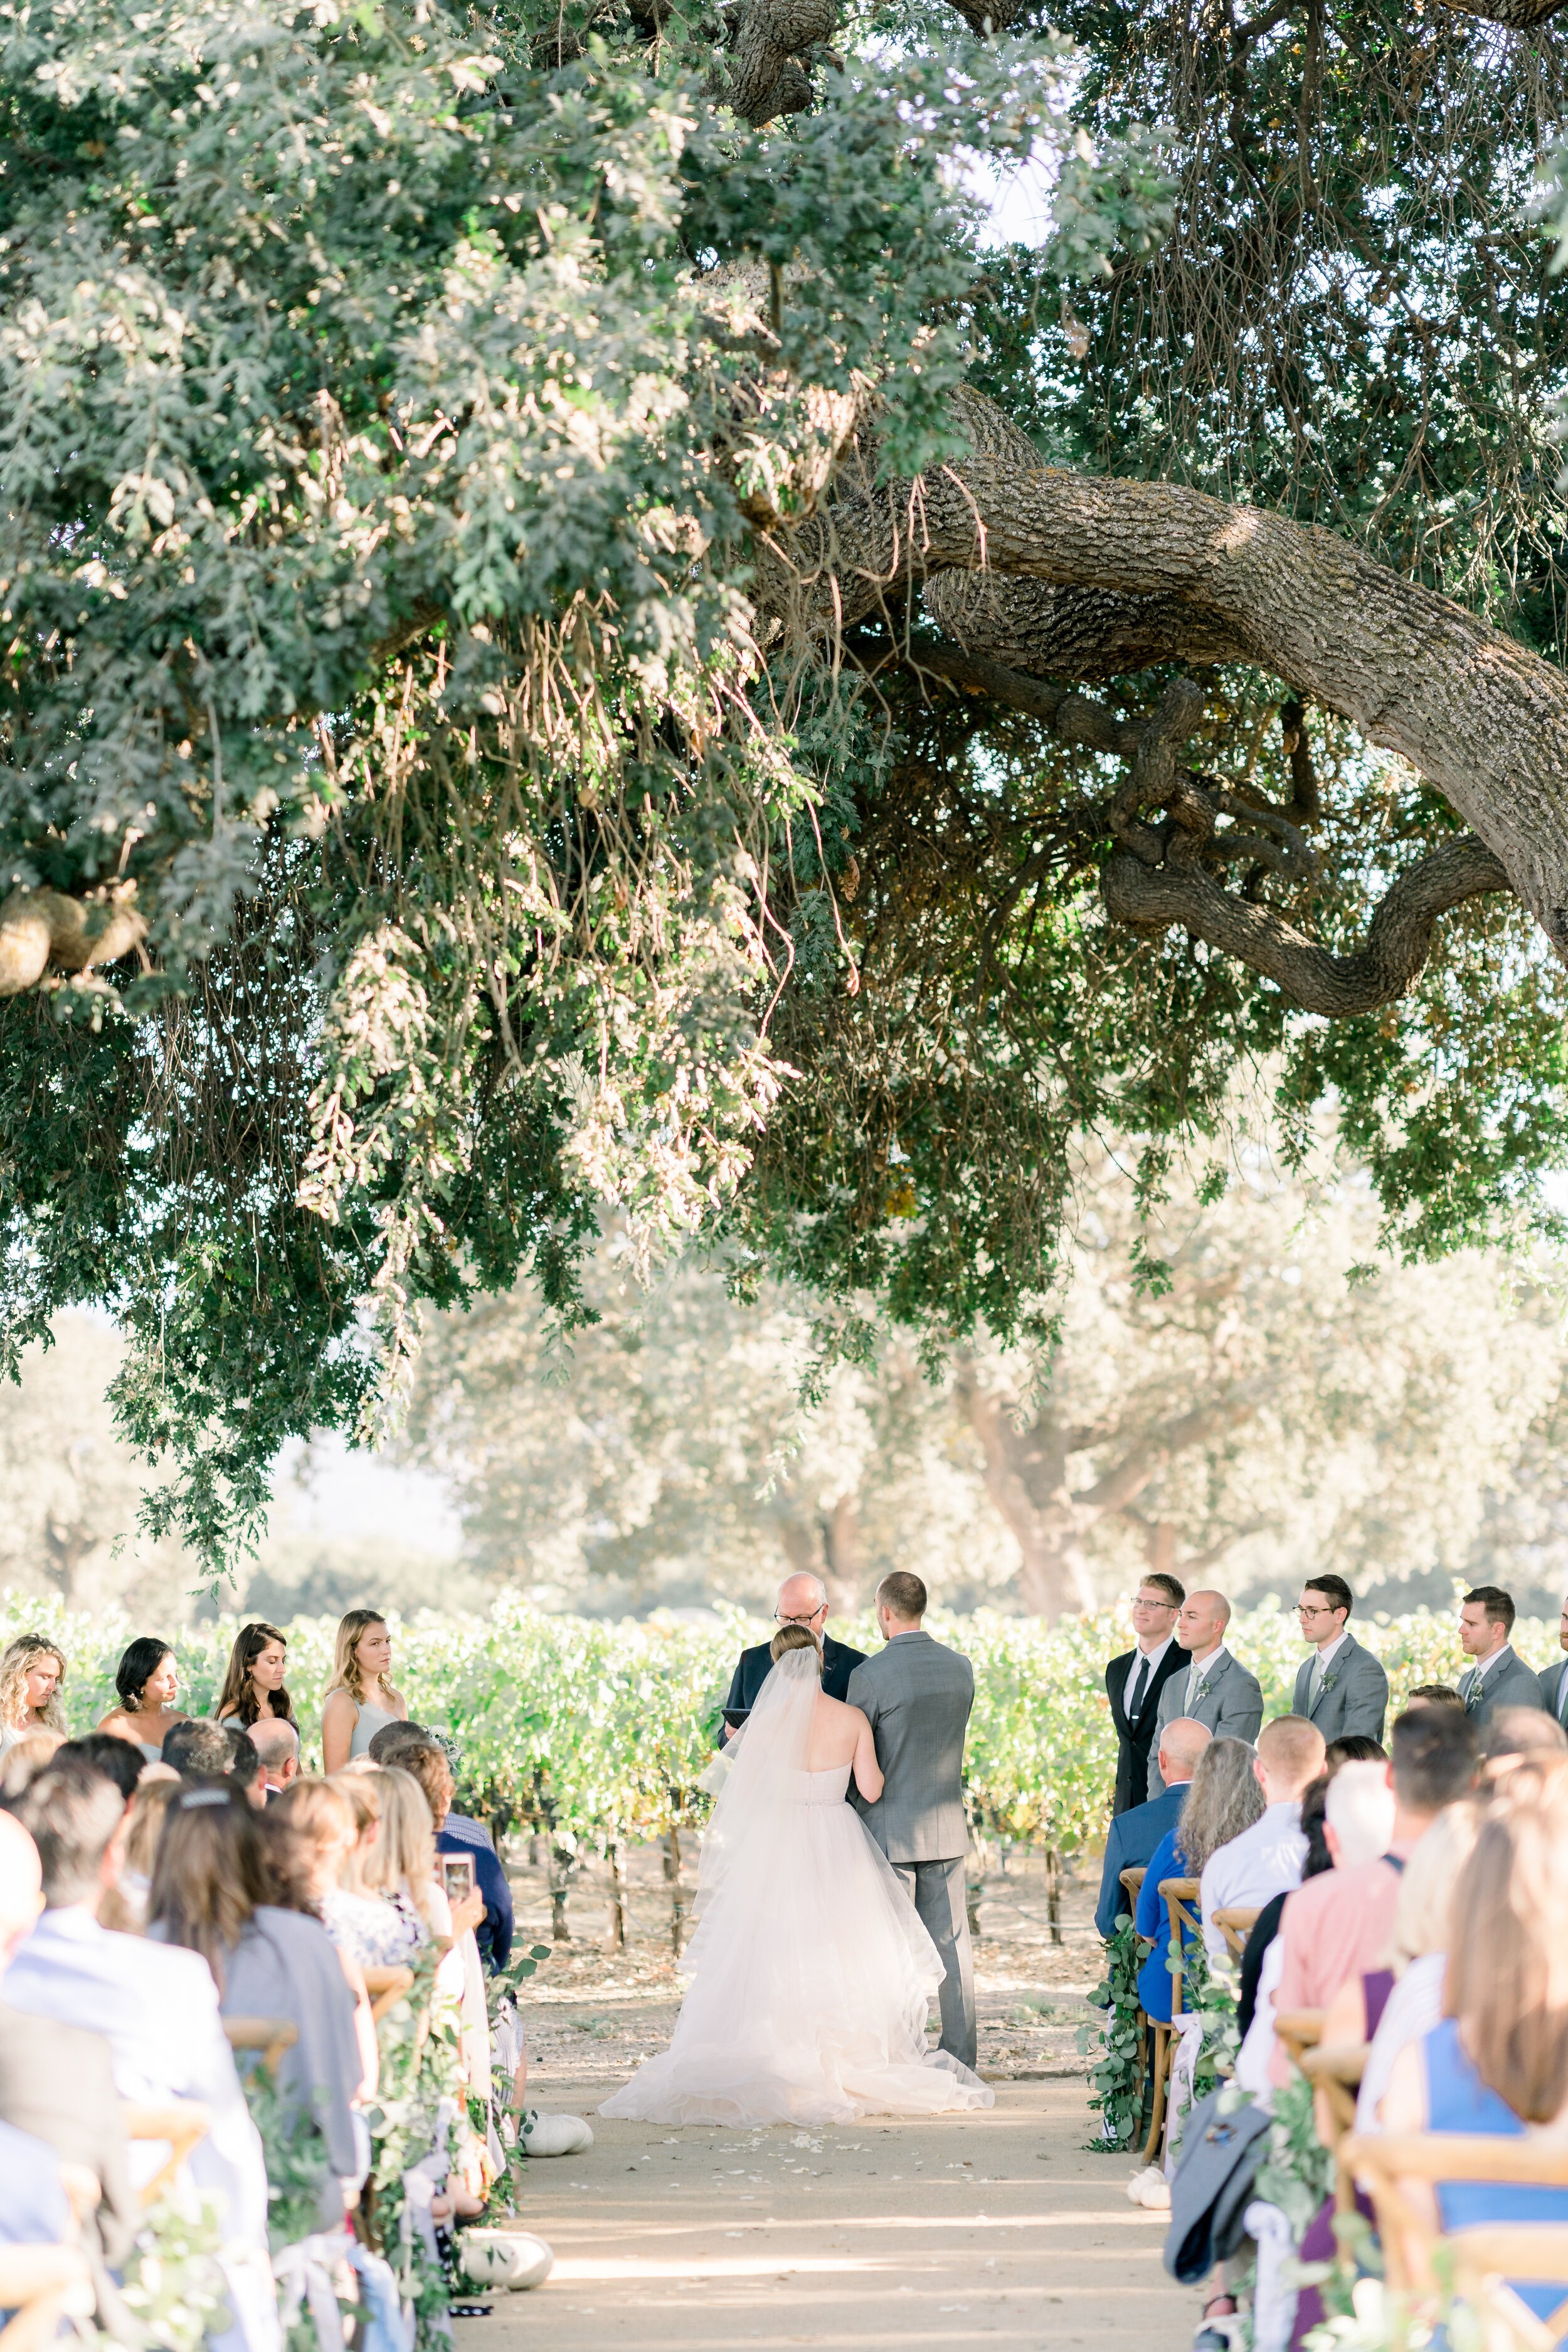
249, 1717, 300, 1767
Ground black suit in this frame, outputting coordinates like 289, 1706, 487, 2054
722, 1631, 868, 1732
1105, 1641, 1190, 1817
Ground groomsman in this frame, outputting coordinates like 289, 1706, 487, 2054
1289, 1575, 1388, 1744
1457, 1586, 1545, 1724
1539, 1592, 1568, 1729
1104, 1574, 1189, 1816
1147, 1589, 1264, 1799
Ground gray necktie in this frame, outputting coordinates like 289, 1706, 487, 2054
1557, 1664, 1568, 1726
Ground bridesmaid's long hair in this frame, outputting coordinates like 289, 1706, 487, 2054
324, 1609, 396, 1707
215, 1621, 296, 1727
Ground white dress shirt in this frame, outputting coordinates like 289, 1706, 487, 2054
1550, 1658, 1568, 1722
1126, 1633, 1175, 1720
1465, 1643, 1513, 1695
1309, 1629, 1350, 1688
1199, 1802, 1308, 1956
3, 1906, 278, 2352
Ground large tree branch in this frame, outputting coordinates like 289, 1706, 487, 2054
761, 392, 1568, 960
1435, 0, 1568, 25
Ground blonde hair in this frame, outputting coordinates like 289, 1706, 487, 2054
1446, 1759, 1568, 2122
0, 1637, 68, 1735
770, 1623, 823, 1670
360, 1766, 440, 1926
329, 1773, 381, 1892
275, 1777, 357, 1883
0, 1729, 65, 1799
324, 1609, 396, 1707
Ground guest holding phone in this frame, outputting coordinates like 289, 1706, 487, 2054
367, 1721, 514, 1971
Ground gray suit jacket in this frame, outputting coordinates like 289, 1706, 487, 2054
847, 1630, 973, 1864
1290, 1633, 1389, 1745
1149, 1648, 1264, 1799
1460, 1646, 1548, 1726
1539, 1656, 1568, 1726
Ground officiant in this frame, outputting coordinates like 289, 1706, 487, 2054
719, 1574, 868, 1740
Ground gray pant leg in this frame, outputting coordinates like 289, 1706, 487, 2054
894, 1857, 977, 2071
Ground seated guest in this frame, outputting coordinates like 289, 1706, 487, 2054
368, 1722, 514, 1972
260, 1783, 379, 2102
161, 1717, 235, 1777
1323, 1735, 1387, 1770
1200, 1715, 1325, 1954
225, 1726, 267, 1809
96, 1638, 188, 1762
1096, 1719, 1212, 1941
316, 1777, 409, 1969
1265, 1761, 1399, 2083
0, 1731, 65, 1800
147, 1784, 364, 2219
1407, 1684, 1465, 1709
1237, 1772, 1333, 2040
1135, 1738, 1263, 2024
250, 1718, 300, 1798
1352, 1799, 1481, 2131
360, 1767, 446, 1957
0, 1810, 135, 2278
1482, 1705, 1567, 1777
1378, 1757, 1568, 2328
55, 1735, 142, 1804
2, 1760, 277, 2352
97, 1777, 178, 1932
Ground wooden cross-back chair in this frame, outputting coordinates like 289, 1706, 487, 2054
1211, 1906, 1261, 1960
362, 1965, 416, 2026
1128, 1876, 1202, 2161
120, 2100, 209, 2208
223, 2016, 298, 2074
1274, 2008, 1327, 2074
1345, 2130, 1568, 2350
0, 2246, 93, 2352
1300, 2039, 1370, 2213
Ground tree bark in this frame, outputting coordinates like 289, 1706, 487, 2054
763, 393, 1568, 965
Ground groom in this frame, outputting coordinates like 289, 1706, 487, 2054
847, 1573, 978, 2071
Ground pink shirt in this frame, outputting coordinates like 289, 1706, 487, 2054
1269, 1858, 1402, 2088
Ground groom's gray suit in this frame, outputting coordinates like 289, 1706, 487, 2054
847, 1628, 978, 2070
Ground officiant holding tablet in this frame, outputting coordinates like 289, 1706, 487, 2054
719, 1574, 868, 1740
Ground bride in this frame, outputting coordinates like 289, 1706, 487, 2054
600, 1624, 993, 2126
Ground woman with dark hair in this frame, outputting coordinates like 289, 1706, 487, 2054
95, 1637, 188, 1763
146, 1785, 366, 2218
214, 1622, 296, 1730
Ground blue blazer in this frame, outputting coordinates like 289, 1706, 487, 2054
1133, 1822, 1196, 2023
1095, 1782, 1188, 1940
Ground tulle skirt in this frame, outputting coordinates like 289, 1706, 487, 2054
600, 1784, 993, 2126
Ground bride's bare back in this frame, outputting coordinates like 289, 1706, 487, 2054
806, 1690, 884, 1801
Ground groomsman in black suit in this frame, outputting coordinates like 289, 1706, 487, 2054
720, 1573, 868, 1740
1104, 1573, 1190, 1816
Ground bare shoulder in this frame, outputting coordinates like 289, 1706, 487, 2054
817, 1692, 862, 1725
321, 1688, 356, 1719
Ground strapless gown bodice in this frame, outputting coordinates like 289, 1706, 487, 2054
790, 1765, 852, 1804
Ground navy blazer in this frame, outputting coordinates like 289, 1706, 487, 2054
437, 1812, 514, 1973
723, 1631, 868, 1727
1095, 1781, 1188, 1940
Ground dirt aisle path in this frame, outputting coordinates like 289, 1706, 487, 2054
459, 2078, 1194, 2352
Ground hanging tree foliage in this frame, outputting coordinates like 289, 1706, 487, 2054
2, 0, 1568, 1572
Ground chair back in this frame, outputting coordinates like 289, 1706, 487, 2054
363, 1964, 416, 2025
1119, 1865, 1147, 1910
1274, 2007, 1326, 2071
0, 2247, 93, 2352
1158, 1877, 1202, 2016
1212, 1906, 1260, 1959
121, 2099, 210, 2206
1345, 2132, 1568, 2303
224, 2016, 298, 2075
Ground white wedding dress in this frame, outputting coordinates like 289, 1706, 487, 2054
600, 1647, 993, 2126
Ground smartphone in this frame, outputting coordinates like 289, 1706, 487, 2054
442, 1853, 475, 1904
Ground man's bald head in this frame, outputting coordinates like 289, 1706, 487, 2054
1177, 1589, 1232, 1660
1256, 1715, 1327, 1801
776, 1574, 828, 1627
1157, 1718, 1212, 1786
0, 1811, 43, 1963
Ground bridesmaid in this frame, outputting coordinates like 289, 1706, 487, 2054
0, 1634, 68, 1756
97, 1636, 188, 1762
320, 1609, 408, 1774
215, 1621, 297, 1728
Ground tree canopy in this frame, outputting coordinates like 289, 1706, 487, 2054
3, 0, 1568, 1570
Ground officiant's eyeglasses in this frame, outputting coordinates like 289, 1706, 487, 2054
775, 1610, 825, 1625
